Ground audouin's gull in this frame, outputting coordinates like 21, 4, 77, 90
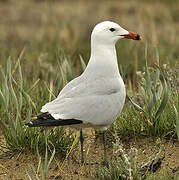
26, 21, 141, 163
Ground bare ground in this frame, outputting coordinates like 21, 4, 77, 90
0, 129, 178, 180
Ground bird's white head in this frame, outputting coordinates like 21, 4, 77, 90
91, 21, 141, 46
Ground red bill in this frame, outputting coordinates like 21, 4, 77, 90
121, 31, 141, 40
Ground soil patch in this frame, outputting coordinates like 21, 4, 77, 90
0, 130, 178, 179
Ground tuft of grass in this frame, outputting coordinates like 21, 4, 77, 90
128, 46, 171, 134
96, 160, 139, 180
114, 46, 177, 138
27, 133, 56, 180
95, 133, 177, 180
96, 163, 177, 180
0, 57, 74, 155
96, 138, 139, 180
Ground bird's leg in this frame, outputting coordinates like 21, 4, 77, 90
103, 130, 107, 163
80, 128, 84, 163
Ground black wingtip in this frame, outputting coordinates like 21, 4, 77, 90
25, 113, 83, 127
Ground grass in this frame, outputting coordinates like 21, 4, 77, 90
0, 57, 75, 155
0, 0, 179, 179
112, 47, 178, 138
0, 48, 177, 153
0, 45, 178, 179
96, 163, 177, 180
27, 133, 56, 180
95, 133, 178, 180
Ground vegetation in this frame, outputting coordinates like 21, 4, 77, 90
0, 0, 178, 179
114, 46, 178, 138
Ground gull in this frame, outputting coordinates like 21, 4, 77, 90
26, 21, 141, 163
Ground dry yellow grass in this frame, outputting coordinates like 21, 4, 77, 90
0, 0, 178, 50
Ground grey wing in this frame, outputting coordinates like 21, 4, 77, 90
57, 77, 124, 98
57, 75, 84, 98
41, 92, 125, 126
41, 77, 126, 125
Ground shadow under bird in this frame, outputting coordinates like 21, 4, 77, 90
26, 21, 141, 163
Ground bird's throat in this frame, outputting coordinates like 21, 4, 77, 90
84, 43, 120, 78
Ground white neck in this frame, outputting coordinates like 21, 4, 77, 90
83, 39, 120, 78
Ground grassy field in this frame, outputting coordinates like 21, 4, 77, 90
0, 0, 179, 179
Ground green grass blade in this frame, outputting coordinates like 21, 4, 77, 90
157, 82, 163, 100
0, 117, 9, 132
155, 79, 169, 121
173, 104, 179, 139
152, 89, 158, 110
18, 60, 23, 112
127, 95, 145, 113
147, 90, 153, 121
44, 133, 48, 178
0, 68, 9, 106
11, 76, 37, 113
140, 85, 147, 103
27, 78, 40, 93
25, 107, 32, 124
10, 77, 20, 121
145, 61, 151, 93
79, 55, 86, 71
58, 60, 67, 87
7, 58, 20, 120
44, 82, 56, 100
47, 147, 55, 172
153, 69, 160, 89
27, 165, 40, 180
151, 68, 160, 109
44, 146, 48, 178
0, 89, 8, 112
65, 59, 73, 81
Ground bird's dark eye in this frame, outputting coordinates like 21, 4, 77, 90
109, 28, 115, 32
